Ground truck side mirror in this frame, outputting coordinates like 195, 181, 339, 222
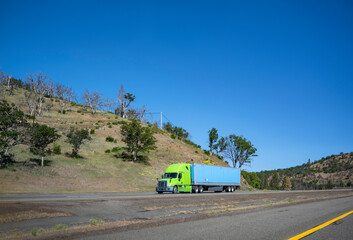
156, 178, 159, 181
178, 173, 182, 179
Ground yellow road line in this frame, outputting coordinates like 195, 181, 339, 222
288, 210, 353, 240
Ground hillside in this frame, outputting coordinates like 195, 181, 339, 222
257, 152, 353, 190
0, 87, 228, 193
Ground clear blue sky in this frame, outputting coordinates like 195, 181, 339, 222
1, 0, 352, 172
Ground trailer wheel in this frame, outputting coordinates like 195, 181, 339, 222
172, 186, 178, 194
231, 186, 234, 192
226, 186, 231, 192
199, 186, 204, 193
194, 186, 199, 193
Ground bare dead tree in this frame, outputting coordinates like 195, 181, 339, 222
45, 80, 55, 97
117, 84, 135, 118
25, 72, 49, 116
104, 98, 117, 113
45, 100, 54, 112
24, 91, 37, 116
55, 82, 74, 114
137, 105, 151, 122
82, 89, 105, 114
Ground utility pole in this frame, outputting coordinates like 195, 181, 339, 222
160, 112, 162, 129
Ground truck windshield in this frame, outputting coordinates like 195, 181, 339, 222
163, 173, 177, 178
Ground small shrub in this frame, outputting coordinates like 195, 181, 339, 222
106, 136, 115, 142
112, 121, 119, 125
195, 150, 198, 154
55, 99, 59, 102
53, 145, 61, 154
31, 228, 38, 236
77, 110, 81, 113
170, 134, 176, 139
95, 126, 99, 129
113, 139, 117, 143
89, 218, 105, 225
79, 121, 83, 124
89, 218, 98, 225
55, 224, 67, 230
111, 147, 122, 153
90, 129, 95, 134
105, 149, 111, 153
204, 150, 210, 156
108, 125, 112, 128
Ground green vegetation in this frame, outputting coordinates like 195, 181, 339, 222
0, 100, 29, 167
55, 223, 67, 230
120, 119, 157, 162
66, 128, 91, 157
241, 170, 260, 188
29, 123, 60, 166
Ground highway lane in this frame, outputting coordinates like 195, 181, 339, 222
77, 195, 353, 240
1, 189, 351, 203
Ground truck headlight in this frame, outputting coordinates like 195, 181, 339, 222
168, 184, 172, 187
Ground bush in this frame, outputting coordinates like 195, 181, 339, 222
204, 150, 210, 156
108, 125, 112, 128
106, 136, 115, 142
55, 224, 67, 230
90, 129, 95, 134
170, 134, 176, 139
105, 149, 111, 153
111, 147, 122, 153
77, 110, 81, 113
242, 170, 261, 189
53, 145, 61, 155
112, 121, 119, 125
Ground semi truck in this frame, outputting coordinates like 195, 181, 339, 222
156, 163, 240, 194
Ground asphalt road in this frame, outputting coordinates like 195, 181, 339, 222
0, 189, 350, 203
77, 195, 353, 240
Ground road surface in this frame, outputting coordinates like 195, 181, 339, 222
78, 195, 353, 240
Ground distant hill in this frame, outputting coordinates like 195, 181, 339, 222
1, 87, 228, 193
257, 152, 353, 190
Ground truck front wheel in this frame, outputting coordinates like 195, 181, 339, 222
173, 186, 178, 194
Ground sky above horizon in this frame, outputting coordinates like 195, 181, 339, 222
1, 0, 352, 172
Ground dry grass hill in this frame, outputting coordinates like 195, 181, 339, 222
258, 152, 353, 190
1, 88, 228, 193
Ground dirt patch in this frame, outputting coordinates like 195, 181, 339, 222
0, 210, 71, 224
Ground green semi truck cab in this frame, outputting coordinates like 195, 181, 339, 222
156, 163, 241, 194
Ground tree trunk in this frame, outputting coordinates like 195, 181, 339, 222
41, 156, 44, 166
133, 151, 137, 162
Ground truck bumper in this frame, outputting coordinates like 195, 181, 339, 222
156, 187, 174, 192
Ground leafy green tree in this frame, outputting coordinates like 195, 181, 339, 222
163, 122, 173, 133
120, 119, 157, 161
282, 176, 292, 190
0, 100, 29, 167
208, 128, 218, 155
242, 170, 261, 188
214, 136, 227, 155
29, 123, 60, 166
270, 172, 280, 190
223, 134, 257, 168
66, 128, 91, 157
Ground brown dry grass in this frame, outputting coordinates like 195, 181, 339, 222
0, 210, 71, 224
1, 88, 228, 193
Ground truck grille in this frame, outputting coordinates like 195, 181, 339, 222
158, 181, 167, 188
